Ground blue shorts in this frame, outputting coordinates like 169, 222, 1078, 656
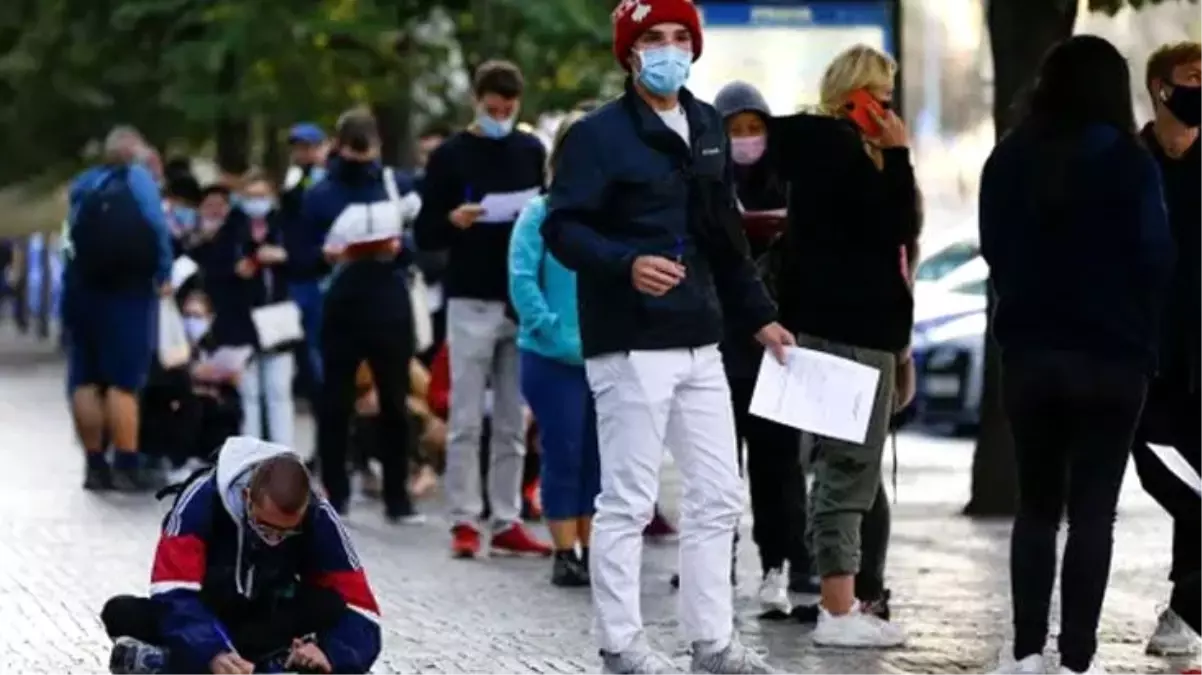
65, 285, 157, 393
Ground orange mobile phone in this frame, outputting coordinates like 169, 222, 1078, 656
845, 89, 886, 137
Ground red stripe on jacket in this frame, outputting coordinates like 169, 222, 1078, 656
309, 569, 380, 616
151, 534, 207, 586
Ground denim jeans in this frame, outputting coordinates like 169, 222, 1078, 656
239, 351, 296, 448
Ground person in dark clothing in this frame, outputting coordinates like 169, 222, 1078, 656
410, 123, 453, 365
206, 173, 298, 450
1134, 40, 1201, 654
281, 123, 329, 403
980, 36, 1175, 675
302, 109, 423, 523
414, 59, 552, 558
542, 2, 792, 671
140, 285, 243, 477
765, 45, 917, 648
712, 80, 811, 617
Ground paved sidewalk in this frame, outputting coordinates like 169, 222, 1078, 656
0, 332, 1191, 673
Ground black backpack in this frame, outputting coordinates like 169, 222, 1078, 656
72, 166, 160, 288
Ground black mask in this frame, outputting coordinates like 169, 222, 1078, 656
1163, 84, 1201, 128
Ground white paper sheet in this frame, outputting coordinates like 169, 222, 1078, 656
749, 346, 882, 444
202, 346, 253, 374
1147, 442, 1202, 497
477, 188, 540, 224
171, 256, 199, 290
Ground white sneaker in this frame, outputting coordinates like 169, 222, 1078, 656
1147, 607, 1200, 656
1058, 662, 1105, 674
991, 651, 1046, 674
811, 603, 906, 648
758, 568, 791, 616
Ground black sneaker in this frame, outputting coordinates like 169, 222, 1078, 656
551, 552, 590, 587
83, 463, 112, 491
111, 466, 151, 493
110, 636, 168, 673
861, 588, 892, 621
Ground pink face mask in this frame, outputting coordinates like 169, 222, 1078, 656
730, 135, 766, 166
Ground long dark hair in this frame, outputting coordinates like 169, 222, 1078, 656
1017, 35, 1139, 220
1022, 35, 1137, 135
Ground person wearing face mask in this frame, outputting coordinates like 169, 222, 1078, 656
164, 175, 203, 256
712, 80, 814, 616
541, 1, 792, 671
302, 109, 425, 524
100, 437, 381, 675
1133, 41, 1202, 655
205, 172, 298, 453
414, 59, 553, 558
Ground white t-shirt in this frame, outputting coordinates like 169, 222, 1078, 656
657, 106, 689, 144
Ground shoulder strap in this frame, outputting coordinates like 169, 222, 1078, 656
382, 167, 401, 203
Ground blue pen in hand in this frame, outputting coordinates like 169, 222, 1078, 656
673, 236, 684, 264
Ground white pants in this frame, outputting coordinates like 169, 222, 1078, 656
444, 298, 526, 529
239, 351, 296, 448
585, 345, 742, 652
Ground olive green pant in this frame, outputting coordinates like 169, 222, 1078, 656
796, 332, 896, 578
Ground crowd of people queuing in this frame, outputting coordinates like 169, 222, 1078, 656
50, 0, 1198, 671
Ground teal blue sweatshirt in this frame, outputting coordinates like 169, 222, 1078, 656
508, 196, 582, 365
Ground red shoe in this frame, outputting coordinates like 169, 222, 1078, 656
644, 509, 677, 539
521, 480, 543, 521
451, 524, 481, 559
1182, 669, 1200, 674
490, 523, 552, 556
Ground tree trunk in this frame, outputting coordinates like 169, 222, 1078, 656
965, 0, 1078, 517
214, 53, 250, 178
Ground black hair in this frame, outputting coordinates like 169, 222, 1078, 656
1021, 35, 1137, 135
473, 60, 524, 99
1016, 35, 1140, 221
200, 184, 231, 201
166, 175, 203, 206
335, 108, 380, 153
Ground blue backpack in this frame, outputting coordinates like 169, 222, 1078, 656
72, 166, 159, 288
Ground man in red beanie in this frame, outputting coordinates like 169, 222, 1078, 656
541, 0, 790, 673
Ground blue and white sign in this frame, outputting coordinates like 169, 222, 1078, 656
690, 1, 895, 115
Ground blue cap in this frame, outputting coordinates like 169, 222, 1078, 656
288, 123, 325, 145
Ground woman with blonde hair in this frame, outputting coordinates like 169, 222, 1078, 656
764, 43, 919, 647
508, 111, 601, 587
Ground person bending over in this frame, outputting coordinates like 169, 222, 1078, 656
100, 437, 381, 674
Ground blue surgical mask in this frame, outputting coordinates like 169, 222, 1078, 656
636, 45, 692, 96
241, 198, 273, 219
183, 316, 210, 343
477, 112, 515, 139
172, 206, 198, 230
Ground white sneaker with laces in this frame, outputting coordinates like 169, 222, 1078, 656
811, 602, 906, 648
1058, 662, 1105, 674
758, 567, 791, 616
1147, 607, 1200, 656
991, 651, 1046, 674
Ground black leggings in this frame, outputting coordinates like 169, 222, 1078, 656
1003, 351, 1147, 672
729, 374, 810, 575
319, 314, 414, 517
100, 589, 345, 671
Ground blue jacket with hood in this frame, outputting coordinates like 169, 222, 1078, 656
150, 437, 381, 673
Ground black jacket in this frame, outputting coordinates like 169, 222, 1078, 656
981, 123, 1174, 371
542, 80, 775, 358
414, 129, 545, 302
203, 209, 294, 352
769, 114, 920, 352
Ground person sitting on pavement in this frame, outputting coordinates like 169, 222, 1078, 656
100, 436, 381, 674
64, 125, 173, 493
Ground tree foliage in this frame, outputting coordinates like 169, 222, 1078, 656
0, 0, 618, 187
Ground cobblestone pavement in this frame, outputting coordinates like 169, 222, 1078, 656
0, 332, 1193, 674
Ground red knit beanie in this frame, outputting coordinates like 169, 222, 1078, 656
611, 0, 703, 71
